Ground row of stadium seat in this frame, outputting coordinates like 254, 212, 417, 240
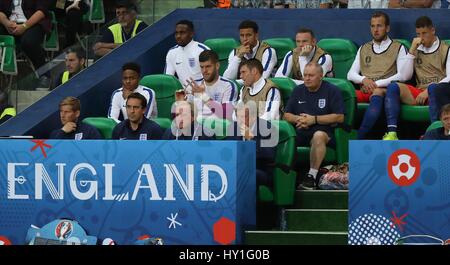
137, 72, 437, 161
204, 37, 450, 79
205, 37, 450, 124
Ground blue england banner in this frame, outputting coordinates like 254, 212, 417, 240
0, 140, 256, 245
349, 141, 450, 245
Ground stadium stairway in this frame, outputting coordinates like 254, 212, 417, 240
245, 190, 348, 245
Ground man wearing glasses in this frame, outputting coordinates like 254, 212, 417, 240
93, 0, 147, 57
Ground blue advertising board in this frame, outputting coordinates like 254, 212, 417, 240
349, 141, 450, 245
0, 140, 256, 245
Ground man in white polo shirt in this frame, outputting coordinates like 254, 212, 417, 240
165, 19, 210, 89
185, 50, 238, 120
275, 28, 333, 85
223, 20, 277, 81
108, 62, 157, 123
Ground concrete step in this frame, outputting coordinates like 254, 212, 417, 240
245, 230, 348, 245
293, 190, 348, 209
285, 209, 348, 232
9, 90, 51, 114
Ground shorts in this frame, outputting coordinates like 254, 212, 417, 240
356, 89, 372, 103
398, 83, 428, 104
296, 128, 336, 148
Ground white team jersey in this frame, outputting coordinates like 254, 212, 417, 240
188, 77, 238, 117
347, 37, 413, 88
223, 40, 277, 80
275, 47, 333, 85
164, 40, 210, 87
108, 85, 158, 123
411, 38, 450, 83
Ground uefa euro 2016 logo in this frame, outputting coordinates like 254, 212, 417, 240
387, 149, 421, 186
55, 220, 73, 240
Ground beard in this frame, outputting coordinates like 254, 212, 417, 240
373, 34, 387, 43
204, 72, 217, 83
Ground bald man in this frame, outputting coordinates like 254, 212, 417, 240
283, 62, 345, 190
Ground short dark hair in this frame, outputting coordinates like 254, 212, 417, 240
297, 28, 315, 38
440, 103, 450, 117
116, 0, 137, 11
122, 62, 141, 76
199, 50, 219, 63
371, 11, 390, 26
239, 58, 263, 75
66, 47, 86, 60
239, 20, 258, 33
415, 16, 434, 28
176, 20, 194, 32
127, 92, 147, 109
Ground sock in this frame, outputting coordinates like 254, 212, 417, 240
308, 168, 318, 179
358, 95, 383, 139
385, 83, 400, 133
428, 83, 439, 122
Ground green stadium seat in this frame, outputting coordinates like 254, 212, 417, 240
0, 35, 17, 75
297, 78, 357, 165
262, 38, 296, 67
317, 38, 358, 79
139, 74, 183, 119
426, 120, 442, 131
259, 120, 297, 205
204, 38, 239, 75
270, 77, 297, 105
152, 117, 172, 130
82, 11, 89, 23
89, 0, 105, 24
82, 117, 117, 139
395, 39, 412, 50
400, 105, 429, 122
43, 11, 59, 53
229, 79, 242, 97
358, 101, 430, 129
357, 102, 369, 124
